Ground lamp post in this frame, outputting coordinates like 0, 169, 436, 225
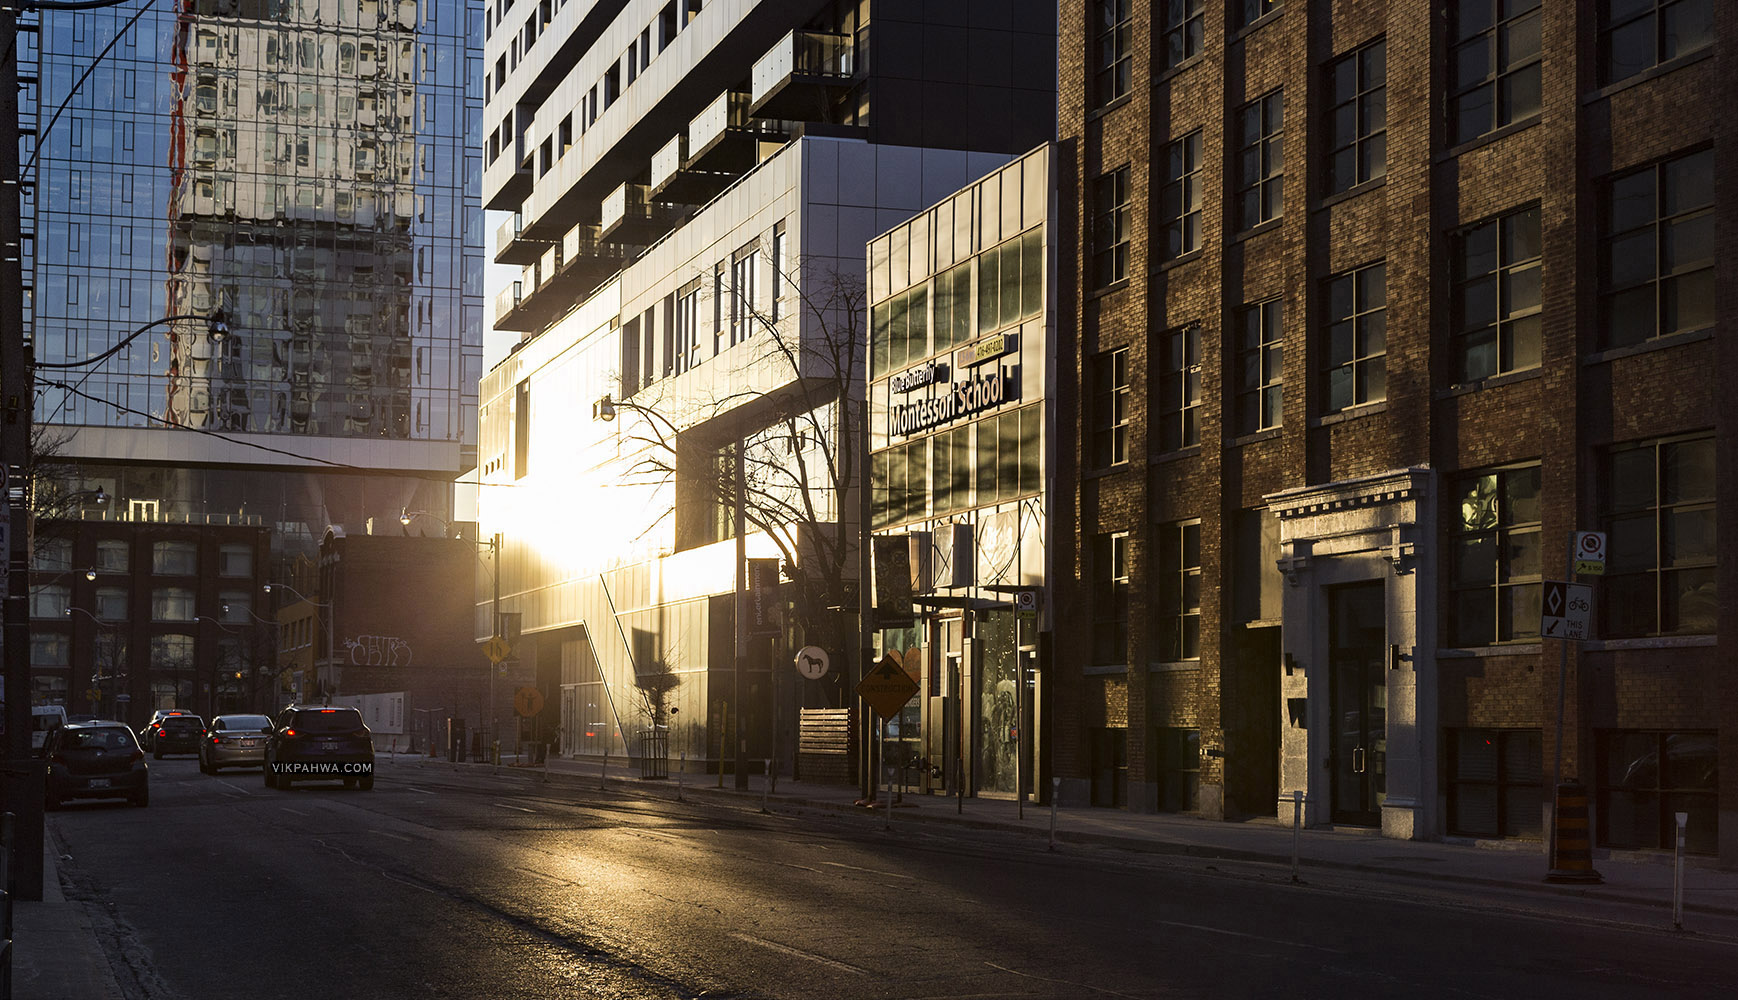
263, 582, 331, 706
596, 394, 749, 788
401, 508, 503, 757
220, 602, 281, 713
64, 605, 123, 719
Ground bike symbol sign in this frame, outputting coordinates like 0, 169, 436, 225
1540, 580, 1594, 641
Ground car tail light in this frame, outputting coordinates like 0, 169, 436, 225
210, 734, 222, 744
281, 728, 298, 738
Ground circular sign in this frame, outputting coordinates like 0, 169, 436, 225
794, 645, 830, 680
513, 686, 544, 718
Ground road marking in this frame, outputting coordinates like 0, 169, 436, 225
212, 779, 254, 796
820, 861, 912, 880
984, 963, 1143, 999
779, 863, 824, 875
403, 786, 435, 795
728, 933, 867, 976
279, 807, 309, 817
491, 801, 536, 813
1154, 920, 1345, 954
372, 830, 413, 842
381, 871, 439, 895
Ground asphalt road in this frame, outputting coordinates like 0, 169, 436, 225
47, 756, 1738, 999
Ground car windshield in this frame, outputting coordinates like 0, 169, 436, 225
162, 718, 204, 730
66, 729, 136, 750
215, 715, 272, 731
295, 710, 364, 733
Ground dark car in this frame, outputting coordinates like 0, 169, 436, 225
200, 714, 273, 773
263, 705, 375, 790
44, 721, 149, 808
139, 709, 197, 752
152, 714, 207, 759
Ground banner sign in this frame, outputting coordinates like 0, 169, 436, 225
747, 558, 782, 637
888, 366, 1015, 437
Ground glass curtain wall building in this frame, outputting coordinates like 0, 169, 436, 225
29, 0, 483, 554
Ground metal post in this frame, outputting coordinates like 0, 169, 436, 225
490, 533, 501, 769
601, 747, 607, 790
761, 759, 771, 813
1549, 531, 1573, 873
677, 751, 684, 802
1673, 811, 1688, 930
882, 720, 892, 832
1015, 649, 1024, 821
733, 444, 749, 790
1048, 776, 1060, 851
856, 397, 875, 804
1291, 790, 1303, 882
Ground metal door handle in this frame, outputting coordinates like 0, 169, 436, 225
1353, 747, 1365, 773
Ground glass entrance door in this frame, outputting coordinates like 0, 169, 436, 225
1329, 582, 1386, 826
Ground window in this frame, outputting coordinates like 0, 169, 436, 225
29, 584, 70, 620
150, 634, 194, 671
730, 242, 761, 346
1091, 532, 1129, 665
1599, 149, 1714, 349
1155, 520, 1201, 660
1322, 263, 1386, 412
1160, 0, 1203, 71
1601, 0, 1712, 85
1155, 728, 1201, 811
872, 438, 928, 529
930, 424, 972, 515
1449, 464, 1542, 646
1449, 0, 1541, 145
152, 588, 196, 622
769, 221, 786, 322
1091, 167, 1130, 288
1235, 298, 1283, 434
932, 260, 973, 351
31, 633, 70, 669
94, 587, 129, 620
32, 538, 71, 572
514, 379, 530, 479
1236, 91, 1283, 230
95, 540, 129, 572
218, 543, 253, 577
1090, 348, 1130, 467
972, 404, 1041, 506
1602, 435, 1715, 637
674, 279, 702, 375
152, 541, 197, 575
1598, 730, 1717, 854
871, 286, 928, 380
976, 228, 1042, 334
1094, 0, 1132, 105
220, 592, 251, 623
1454, 206, 1542, 382
1448, 729, 1543, 839
1325, 40, 1386, 194
1159, 131, 1203, 260
1237, 0, 1279, 27
1157, 325, 1201, 451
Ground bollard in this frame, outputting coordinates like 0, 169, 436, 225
761, 759, 772, 813
677, 752, 685, 802
1546, 781, 1603, 883
601, 748, 608, 790
1673, 811, 1688, 930
1048, 777, 1061, 851
956, 753, 964, 815
1290, 790, 1302, 883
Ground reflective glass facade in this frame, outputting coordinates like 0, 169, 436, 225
31, 0, 482, 451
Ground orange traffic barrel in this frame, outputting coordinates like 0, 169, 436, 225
1546, 781, 1603, 884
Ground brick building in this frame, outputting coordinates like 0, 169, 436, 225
1052, 0, 1732, 862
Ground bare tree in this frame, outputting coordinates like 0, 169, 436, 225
610, 261, 867, 687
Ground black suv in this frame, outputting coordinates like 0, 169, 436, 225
44, 721, 149, 808
263, 705, 375, 790
152, 714, 207, 759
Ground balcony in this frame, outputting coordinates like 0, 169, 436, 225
493, 225, 639, 333
494, 213, 551, 265
749, 30, 855, 121
600, 181, 685, 245
686, 91, 785, 177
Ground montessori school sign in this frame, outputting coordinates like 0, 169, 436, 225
888, 366, 1014, 437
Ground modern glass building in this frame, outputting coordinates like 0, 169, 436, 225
23, 0, 484, 720
28, 0, 483, 550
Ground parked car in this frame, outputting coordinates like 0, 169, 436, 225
31, 705, 68, 755
44, 721, 148, 808
200, 714, 273, 773
152, 714, 207, 759
263, 705, 375, 790
138, 709, 197, 752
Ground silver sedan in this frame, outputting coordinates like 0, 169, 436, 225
200, 714, 274, 773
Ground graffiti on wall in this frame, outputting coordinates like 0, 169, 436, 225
345, 635, 414, 667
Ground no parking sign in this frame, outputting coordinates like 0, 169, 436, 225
1574, 531, 1606, 576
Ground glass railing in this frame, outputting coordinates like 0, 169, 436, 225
751, 30, 853, 105
650, 134, 685, 191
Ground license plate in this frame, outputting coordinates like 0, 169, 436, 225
88, 778, 110, 788
240, 740, 259, 748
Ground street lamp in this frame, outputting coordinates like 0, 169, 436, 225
263, 582, 332, 706
401, 508, 505, 757
64, 606, 125, 718
34, 311, 229, 370
594, 392, 749, 788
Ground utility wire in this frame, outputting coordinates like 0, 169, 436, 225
19, 0, 161, 183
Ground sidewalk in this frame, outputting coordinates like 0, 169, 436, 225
11, 828, 125, 999
462, 752, 1738, 922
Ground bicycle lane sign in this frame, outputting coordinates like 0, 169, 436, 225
1541, 580, 1594, 640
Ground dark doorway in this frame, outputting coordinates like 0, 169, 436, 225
1328, 582, 1386, 826
1089, 726, 1126, 806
